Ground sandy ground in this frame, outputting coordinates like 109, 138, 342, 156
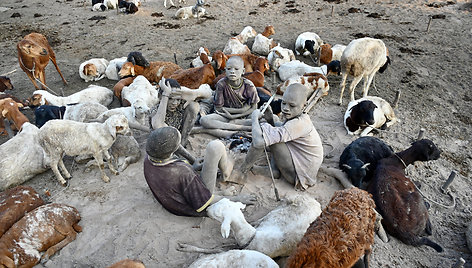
0, 0, 472, 267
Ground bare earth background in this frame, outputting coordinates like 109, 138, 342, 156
0, 0, 471, 267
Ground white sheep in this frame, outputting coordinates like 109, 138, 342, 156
223, 26, 257, 55
121, 75, 159, 109
105, 57, 127, 80
0, 123, 47, 191
277, 60, 341, 81
164, 0, 185, 8
188, 250, 278, 268
38, 114, 129, 185
344, 96, 398, 136
109, 134, 141, 172
267, 45, 296, 71
97, 98, 149, 126
63, 102, 109, 123
91, 3, 107, 11
251, 25, 276, 56
294, 32, 323, 57
339, 37, 391, 105
31, 85, 114, 107
175, 5, 205, 20
79, 58, 109, 82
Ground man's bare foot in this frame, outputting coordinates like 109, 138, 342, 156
228, 194, 257, 205
220, 152, 235, 181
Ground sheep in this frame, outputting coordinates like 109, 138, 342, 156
276, 72, 329, 97
286, 187, 376, 268
97, 98, 149, 126
79, 58, 109, 82
118, 61, 182, 84
223, 26, 257, 55
339, 37, 391, 105
267, 45, 296, 72
367, 139, 443, 252
0, 76, 13, 91
0, 186, 45, 238
92, 3, 107, 11
169, 63, 216, 89
319, 43, 346, 65
277, 60, 341, 81
17, 32, 68, 90
105, 57, 128, 80
188, 250, 278, 268
175, 5, 205, 20
118, 0, 138, 14
0, 123, 48, 191
190, 47, 212, 68
164, 0, 185, 8
0, 98, 29, 133
0, 203, 82, 268
28, 85, 114, 107
127, 52, 149, 67
344, 96, 398, 136
63, 102, 109, 123
294, 32, 323, 57
339, 136, 394, 188
251, 25, 277, 56
120, 75, 159, 108
38, 114, 129, 185
109, 134, 142, 172
204, 195, 322, 258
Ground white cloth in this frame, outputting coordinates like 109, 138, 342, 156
261, 114, 323, 190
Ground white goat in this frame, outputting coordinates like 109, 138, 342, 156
339, 37, 391, 105
0, 123, 47, 191
276, 73, 330, 98
164, 0, 185, 8
63, 102, 109, 123
175, 5, 205, 20
251, 26, 276, 56
92, 3, 107, 11
319, 44, 346, 64
121, 75, 159, 109
105, 57, 127, 80
188, 250, 278, 268
277, 60, 341, 81
31, 85, 114, 107
223, 26, 257, 55
190, 47, 211, 68
344, 96, 398, 136
104, 0, 118, 9
295, 32, 323, 57
97, 98, 149, 126
79, 58, 109, 82
267, 45, 296, 71
38, 114, 129, 185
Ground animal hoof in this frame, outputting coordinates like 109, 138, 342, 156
61, 180, 69, 187
102, 176, 110, 183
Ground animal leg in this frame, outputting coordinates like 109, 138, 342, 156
104, 150, 118, 175
364, 248, 372, 268
425, 218, 433, 235
338, 73, 348, 105
41, 227, 78, 263
49, 55, 68, 85
58, 157, 72, 179
93, 152, 110, 183
348, 76, 363, 101
38, 69, 47, 90
25, 69, 41, 89
50, 157, 67, 186
363, 73, 376, 97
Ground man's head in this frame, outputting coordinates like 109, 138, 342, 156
225, 56, 245, 83
281, 83, 308, 120
146, 126, 181, 160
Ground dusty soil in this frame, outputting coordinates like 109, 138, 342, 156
0, 0, 471, 267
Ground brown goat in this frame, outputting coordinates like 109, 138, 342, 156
17, 33, 68, 90
170, 63, 216, 89
0, 186, 45, 238
118, 61, 182, 84
368, 139, 443, 252
0, 76, 13, 92
113, 76, 136, 104
286, 187, 376, 268
0, 203, 82, 268
0, 98, 28, 134
261, 25, 275, 38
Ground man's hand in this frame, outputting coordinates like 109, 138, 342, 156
216, 107, 234, 119
159, 77, 172, 97
251, 109, 262, 120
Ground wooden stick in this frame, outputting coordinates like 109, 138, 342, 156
417, 128, 425, 141
331, 5, 334, 17
393, 89, 401, 109
441, 170, 457, 192
0, 69, 17, 76
426, 16, 433, 32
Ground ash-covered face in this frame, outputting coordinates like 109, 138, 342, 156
280, 83, 307, 121
225, 57, 245, 83
167, 96, 182, 112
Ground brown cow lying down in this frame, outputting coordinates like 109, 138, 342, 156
0, 203, 81, 268
0, 186, 45, 238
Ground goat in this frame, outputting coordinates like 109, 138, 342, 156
0, 203, 82, 268
251, 25, 277, 56
97, 98, 149, 126
120, 75, 159, 108
92, 3, 108, 11
114, 77, 135, 104
188, 250, 278, 268
169, 63, 216, 89
118, 0, 138, 13
267, 45, 296, 71
63, 102, 108, 122
164, 0, 186, 8
190, 47, 211, 68
223, 26, 257, 55
17, 32, 67, 90
105, 57, 128, 80
0, 186, 45, 238
127, 52, 149, 67
79, 58, 109, 82
286, 187, 376, 268
0, 76, 13, 92
319, 43, 346, 65
28, 85, 114, 107
294, 32, 323, 57
175, 5, 205, 20
277, 60, 341, 81
344, 96, 398, 136
104, 0, 118, 9
0, 98, 28, 133
34, 104, 66, 128
38, 114, 129, 185
368, 139, 443, 252
339, 37, 391, 105
0, 123, 48, 191
212, 51, 266, 73
118, 61, 182, 84
276, 72, 329, 97
339, 136, 394, 188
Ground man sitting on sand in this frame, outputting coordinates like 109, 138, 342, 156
199, 56, 259, 132
229, 83, 324, 190
144, 126, 255, 217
